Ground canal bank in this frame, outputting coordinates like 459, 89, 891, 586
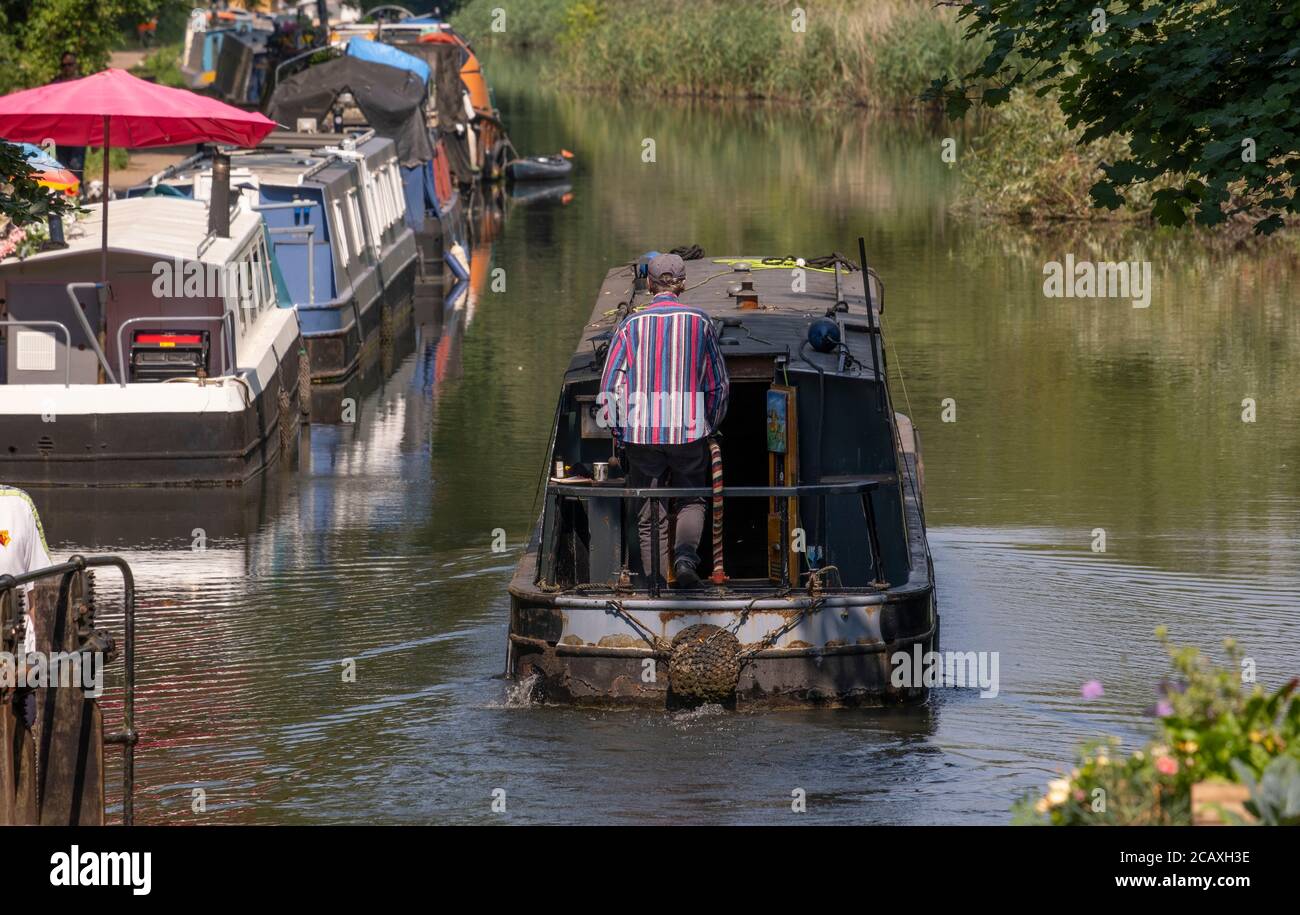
27, 49, 1300, 824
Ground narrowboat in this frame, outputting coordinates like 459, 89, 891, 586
180, 6, 280, 93
134, 131, 419, 398
267, 38, 467, 282
507, 246, 937, 708
0, 194, 303, 486
331, 10, 510, 184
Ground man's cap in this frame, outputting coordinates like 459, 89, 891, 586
647, 252, 686, 283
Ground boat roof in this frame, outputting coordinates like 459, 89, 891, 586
568, 256, 887, 381
156, 134, 399, 189
1, 197, 262, 268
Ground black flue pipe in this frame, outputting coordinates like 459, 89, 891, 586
209, 151, 230, 239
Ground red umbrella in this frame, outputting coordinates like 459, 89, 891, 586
0, 68, 277, 280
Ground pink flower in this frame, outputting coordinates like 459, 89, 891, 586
1155, 756, 1178, 776
1081, 680, 1105, 700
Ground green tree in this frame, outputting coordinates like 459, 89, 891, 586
0, 140, 74, 227
0, 0, 161, 92
929, 0, 1300, 234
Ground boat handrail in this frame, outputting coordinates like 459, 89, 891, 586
64, 283, 118, 385
543, 478, 886, 594
0, 554, 136, 825
114, 313, 237, 387
265, 223, 317, 306
547, 480, 878, 499
254, 202, 320, 306
0, 318, 72, 387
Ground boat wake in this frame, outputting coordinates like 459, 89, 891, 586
501, 673, 540, 708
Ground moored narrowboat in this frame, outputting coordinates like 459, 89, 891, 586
0, 194, 303, 486
134, 131, 418, 396
507, 247, 937, 708
266, 39, 467, 282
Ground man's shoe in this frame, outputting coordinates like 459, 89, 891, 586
673, 559, 700, 589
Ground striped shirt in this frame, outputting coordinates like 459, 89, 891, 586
598, 293, 729, 445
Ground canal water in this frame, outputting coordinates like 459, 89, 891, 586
38, 54, 1300, 824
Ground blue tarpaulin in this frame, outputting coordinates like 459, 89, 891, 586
399, 162, 430, 233
346, 37, 430, 85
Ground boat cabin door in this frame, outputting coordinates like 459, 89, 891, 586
3, 281, 106, 385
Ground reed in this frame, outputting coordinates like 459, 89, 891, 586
453, 0, 985, 108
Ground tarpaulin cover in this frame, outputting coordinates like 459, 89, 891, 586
388, 40, 467, 128
400, 162, 430, 232
347, 37, 430, 86
266, 55, 433, 166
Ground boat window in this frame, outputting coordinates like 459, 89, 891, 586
346, 188, 364, 257
261, 234, 274, 307
234, 253, 249, 331
386, 165, 404, 225
250, 241, 264, 318
372, 167, 390, 235
386, 164, 400, 228
381, 166, 396, 230
331, 198, 349, 267
368, 168, 386, 234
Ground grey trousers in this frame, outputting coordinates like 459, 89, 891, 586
625, 440, 709, 580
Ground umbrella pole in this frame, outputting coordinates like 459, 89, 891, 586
100, 114, 108, 284
99, 114, 109, 384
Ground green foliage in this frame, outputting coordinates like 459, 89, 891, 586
454, 0, 982, 108
1011, 737, 1187, 825
0, 0, 160, 93
953, 90, 1149, 222
930, 0, 1300, 234
871, 5, 988, 104
0, 141, 76, 228
1015, 630, 1300, 825
84, 147, 130, 177
130, 41, 187, 89
451, 0, 572, 49
1233, 755, 1300, 825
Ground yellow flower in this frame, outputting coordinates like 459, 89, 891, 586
1034, 797, 1049, 815
1249, 730, 1263, 743
1046, 779, 1071, 807
1180, 740, 1198, 754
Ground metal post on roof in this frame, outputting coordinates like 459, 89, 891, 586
210, 151, 231, 238
858, 236, 884, 411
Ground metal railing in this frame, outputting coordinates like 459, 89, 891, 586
544, 478, 884, 595
267, 225, 316, 305
0, 319, 72, 387
0, 554, 137, 825
115, 313, 237, 386
255, 199, 321, 307
64, 283, 118, 385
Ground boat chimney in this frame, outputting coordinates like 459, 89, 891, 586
209, 151, 231, 238
727, 263, 759, 309
735, 277, 758, 309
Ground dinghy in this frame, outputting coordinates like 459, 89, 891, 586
505, 154, 573, 183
